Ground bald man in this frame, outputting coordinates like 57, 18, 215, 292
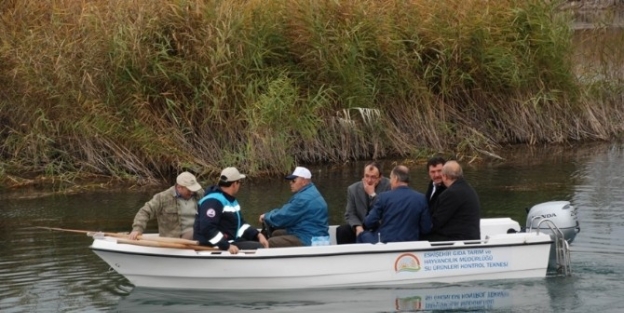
423, 161, 481, 242
358, 165, 431, 244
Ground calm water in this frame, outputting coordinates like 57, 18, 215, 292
1, 143, 624, 312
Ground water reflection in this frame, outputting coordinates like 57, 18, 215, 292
113, 282, 550, 313
571, 144, 624, 256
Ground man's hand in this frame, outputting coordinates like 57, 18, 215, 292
257, 233, 269, 248
355, 226, 364, 236
228, 245, 239, 254
128, 231, 142, 240
362, 179, 376, 196
180, 230, 193, 240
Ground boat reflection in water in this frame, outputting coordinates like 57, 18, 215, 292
115, 282, 549, 312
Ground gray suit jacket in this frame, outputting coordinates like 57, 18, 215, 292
344, 177, 391, 227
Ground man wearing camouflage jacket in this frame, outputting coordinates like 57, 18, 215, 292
129, 172, 204, 240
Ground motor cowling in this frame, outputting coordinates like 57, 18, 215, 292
526, 201, 580, 243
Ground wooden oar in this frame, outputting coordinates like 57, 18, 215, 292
35, 226, 249, 252
90, 232, 200, 246
115, 238, 218, 251
34, 226, 200, 245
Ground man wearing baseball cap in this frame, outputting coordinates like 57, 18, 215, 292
129, 171, 204, 240
259, 166, 329, 247
194, 167, 269, 254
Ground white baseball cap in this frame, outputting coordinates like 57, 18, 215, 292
176, 172, 202, 192
285, 166, 312, 180
220, 167, 246, 182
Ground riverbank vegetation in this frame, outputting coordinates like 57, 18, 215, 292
0, 0, 622, 189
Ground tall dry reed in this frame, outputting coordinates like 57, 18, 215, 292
0, 0, 621, 186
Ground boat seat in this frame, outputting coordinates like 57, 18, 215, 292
480, 218, 521, 239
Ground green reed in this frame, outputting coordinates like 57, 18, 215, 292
0, 0, 621, 187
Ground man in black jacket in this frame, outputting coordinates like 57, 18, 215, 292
194, 167, 269, 253
425, 161, 481, 242
424, 156, 446, 211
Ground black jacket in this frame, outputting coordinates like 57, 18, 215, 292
193, 186, 259, 250
430, 178, 481, 241
425, 180, 447, 213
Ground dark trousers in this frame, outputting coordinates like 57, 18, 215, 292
420, 233, 451, 242
336, 224, 357, 245
232, 240, 264, 249
268, 229, 303, 247
357, 230, 380, 244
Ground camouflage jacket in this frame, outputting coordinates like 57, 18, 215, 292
131, 186, 205, 238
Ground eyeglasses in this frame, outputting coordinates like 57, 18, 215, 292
289, 179, 298, 184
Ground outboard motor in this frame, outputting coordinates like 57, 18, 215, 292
526, 201, 580, 243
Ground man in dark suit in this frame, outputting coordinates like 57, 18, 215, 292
424, 156, 446, 211
425, 160, 481, 242
357, 165, 431, 244
336, 162, 391, 244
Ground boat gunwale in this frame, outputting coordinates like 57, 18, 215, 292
90, 239, 554, 260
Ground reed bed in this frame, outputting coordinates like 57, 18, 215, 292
0, 0, 622, 186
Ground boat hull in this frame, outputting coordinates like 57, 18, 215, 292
91, 232, 552, 290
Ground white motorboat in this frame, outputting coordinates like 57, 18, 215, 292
90, 201, 578, 290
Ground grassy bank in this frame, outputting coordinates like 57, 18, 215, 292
0, 0, 622, 188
